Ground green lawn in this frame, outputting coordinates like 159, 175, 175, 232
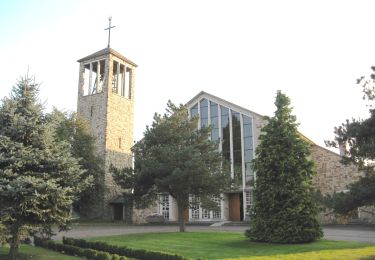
2, 232, 375, 259
90, 232, 375, 260
0, 244, 81, 260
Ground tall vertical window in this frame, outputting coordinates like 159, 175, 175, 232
125, 67, 132, 99
243, 115, 254, 179
83, 60, 105, 96
245, 191, 253, 218
212, 196, 221, 219
200, 99, 208, 128
112, 61, 132, 99
160, 194, 170, 220
232, 111, 242, 181
190, 195, 200, 220
220, 106, 230, 167
112, 61, 119, 94
210, 101, 219, 141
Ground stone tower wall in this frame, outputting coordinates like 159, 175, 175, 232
77, 51, 135, 219
102, 54, 135, 218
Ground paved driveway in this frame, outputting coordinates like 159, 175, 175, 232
54, 224, 375, 243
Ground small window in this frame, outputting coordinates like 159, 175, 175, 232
118, 137, 122, 149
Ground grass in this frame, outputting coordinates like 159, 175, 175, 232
89, 231, 375, 260
1, 231, 375, 259
0, 244, 81, 260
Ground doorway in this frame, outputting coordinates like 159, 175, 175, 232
228, 193, 244, 221
113, 204, 123, 220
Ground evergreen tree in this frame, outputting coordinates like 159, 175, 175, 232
46, 109, 104, 218
246, 91, 322, 243
324, 67, 375, 215
0, 76, 89, 259
112, 101, 230, 232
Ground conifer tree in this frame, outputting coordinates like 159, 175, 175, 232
246, 91, 322, 243
46, 109, 104, 218
0, 76, 89, 259
113, 101, 230, 232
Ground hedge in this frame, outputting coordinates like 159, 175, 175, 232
63, 237, 189, 260
34, 236, 128, 260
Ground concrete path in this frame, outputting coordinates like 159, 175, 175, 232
54, 224, 375, 243
323, 225, 375, 243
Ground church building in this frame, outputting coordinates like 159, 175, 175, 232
75, 43, 372, 224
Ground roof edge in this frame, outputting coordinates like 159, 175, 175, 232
77, 47, 138, 67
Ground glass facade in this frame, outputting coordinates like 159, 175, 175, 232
190, 99, 254, 183
186, 96, 255, 221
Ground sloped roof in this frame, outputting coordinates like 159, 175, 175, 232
186, 91, 317, 146
77, 47, 138, 67
186, 91, 264, 118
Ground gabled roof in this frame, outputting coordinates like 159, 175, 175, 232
186, 90, 317, 146
77, 47, 138, 67
186, 91, 264, 118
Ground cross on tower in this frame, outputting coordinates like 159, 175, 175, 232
104, 17, 115, 48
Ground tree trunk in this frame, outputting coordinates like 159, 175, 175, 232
8, 224, 21, 260
177, 203, 186, 232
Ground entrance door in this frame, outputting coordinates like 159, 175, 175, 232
228, 193, 244, 221
113, 204, 123, 220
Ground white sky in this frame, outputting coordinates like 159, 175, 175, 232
0, 0, 373, 151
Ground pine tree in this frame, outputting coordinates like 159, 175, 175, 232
324, 67, 375, 215
112, 101, 230, 232
246, 91, 322, 243
0, 76, 89, 259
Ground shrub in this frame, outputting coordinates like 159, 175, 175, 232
63, 236, 188, 260
35, 236, 128, 260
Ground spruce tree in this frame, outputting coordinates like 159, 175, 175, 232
46, 109, 104, 218
247, 91, 322, 243
0, 76, 89, 259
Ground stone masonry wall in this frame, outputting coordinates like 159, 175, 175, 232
77, 54, 109, 218
103, 54, 135, 219
310, 145, 367, 224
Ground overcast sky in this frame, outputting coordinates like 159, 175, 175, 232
0, 0, 373, 151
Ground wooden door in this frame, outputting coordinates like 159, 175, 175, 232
229, 193, 241, 221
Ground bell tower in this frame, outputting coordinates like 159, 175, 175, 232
76, 47, 136, 219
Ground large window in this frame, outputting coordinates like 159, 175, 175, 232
243, 115, 254, 179
232, 111, 242, 181
200, 99, 208, 128
83, 60, 105, 96
220, 106, 230, 165
210, 101, 219, 141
